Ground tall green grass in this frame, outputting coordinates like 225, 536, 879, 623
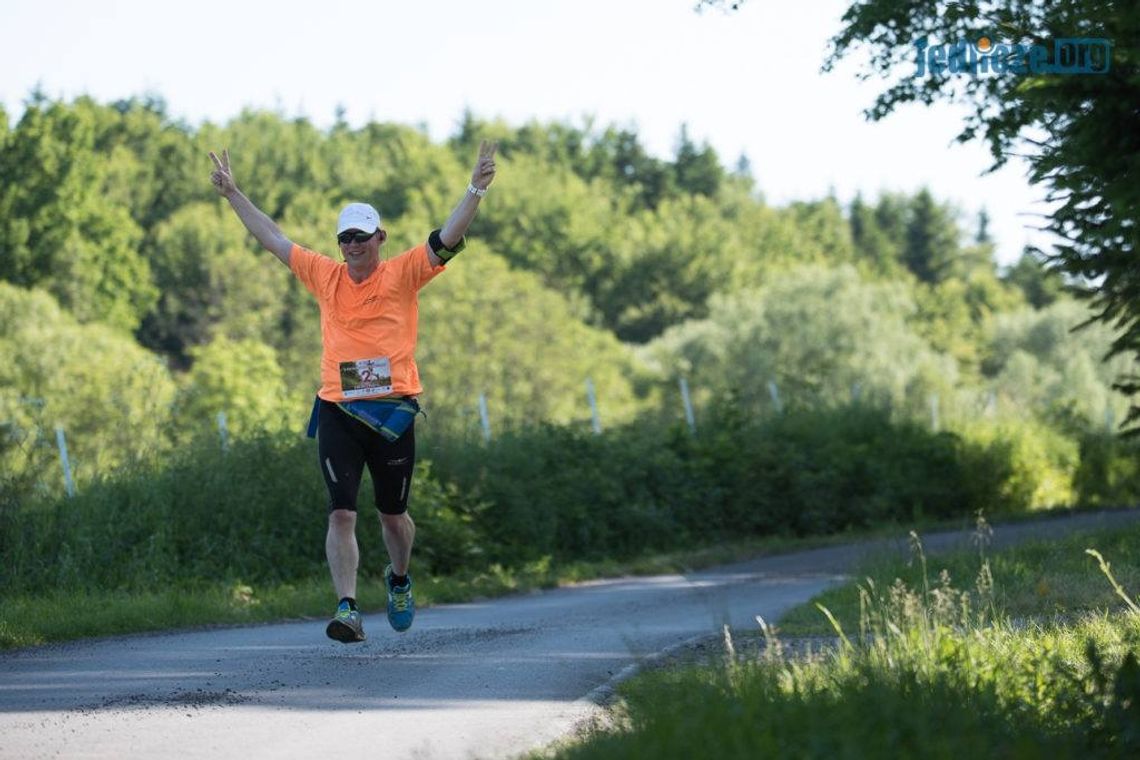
550, 615, 1140, 759
779, 517, 1140, 635
542, 521, 1140, 759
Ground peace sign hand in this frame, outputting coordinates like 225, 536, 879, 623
209, 149, 238, 198
471, 140, 498, 191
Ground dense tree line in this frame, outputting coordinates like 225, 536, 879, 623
0, 94, 1128, 506
823, 0, 1140, 430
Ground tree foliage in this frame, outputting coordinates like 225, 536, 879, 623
1002, 250, 1065, 309
0, 92, 1132, 512
175, 335, 292, 440
825, 0, 1140, 431
0, 283, 175, 498
643, 265, 956, 417
417, 249, 643, 436
0, 98, 157, 331
984, 300, 1131, 431
140, 201, 291, 362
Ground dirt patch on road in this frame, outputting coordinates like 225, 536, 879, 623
97, 688, 248, 712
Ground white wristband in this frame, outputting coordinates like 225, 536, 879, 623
467, 183, 487, 197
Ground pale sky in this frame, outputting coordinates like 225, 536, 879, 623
0, 0, 1053, 265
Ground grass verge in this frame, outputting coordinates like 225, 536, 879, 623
1, 508, 1130, 651
536, 517, 1140, 759
0, 512, 998, 651
778, 515, 1140, 635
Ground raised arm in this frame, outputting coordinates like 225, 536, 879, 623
209, 149, 294, 267
427, 140, 498, 266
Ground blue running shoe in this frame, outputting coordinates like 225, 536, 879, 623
385, 564, 415, 632
326, 602, 365, 643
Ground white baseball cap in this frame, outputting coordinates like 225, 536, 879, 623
336, 202, 381, 235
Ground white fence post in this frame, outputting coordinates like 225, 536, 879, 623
768, 380, 783, 413
679, 376, 696, 434
216, 411, 230, 451
478, 393, 492, 442
930, 393, 940, 432
586, 378, 602, 434
54, 424, 75, 498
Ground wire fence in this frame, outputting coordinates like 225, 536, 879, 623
2, 371, 1128, 500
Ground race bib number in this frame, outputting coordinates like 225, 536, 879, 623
339, 356, 393, 398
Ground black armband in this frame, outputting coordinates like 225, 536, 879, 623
428, 228, 466, 263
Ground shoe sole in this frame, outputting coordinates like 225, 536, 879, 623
326, 619, 365, 643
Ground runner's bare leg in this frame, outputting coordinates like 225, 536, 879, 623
380, 512, 415, 576
327, 509, 358, 598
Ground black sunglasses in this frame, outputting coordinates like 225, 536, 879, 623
337, 229, 378, 245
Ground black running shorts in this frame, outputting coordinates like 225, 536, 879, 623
316, 399, 416, 515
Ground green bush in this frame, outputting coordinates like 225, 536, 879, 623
1074, 434, 1140, 508
958, 418, 1080, 512
4, 403, 1134, 599
407, 460, 487, 575
434, 422, 700, 563
700, 404, 967, 534
434, 404, 984, 564
0, 430, 479, 594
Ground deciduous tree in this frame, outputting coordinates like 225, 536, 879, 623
824, 0, 1140, 430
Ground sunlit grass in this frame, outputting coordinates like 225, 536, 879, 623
544, 613, 1140, 759
539, 516, 1140, 759
779, 517, 1140, 636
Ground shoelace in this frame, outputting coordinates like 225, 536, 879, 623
390, 589, 411, 612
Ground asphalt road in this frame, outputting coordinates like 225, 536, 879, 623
3, 509, 1138, 759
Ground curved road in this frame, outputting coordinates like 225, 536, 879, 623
3, 509, 1138, 759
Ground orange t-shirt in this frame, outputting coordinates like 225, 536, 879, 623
289, 243, 444, 402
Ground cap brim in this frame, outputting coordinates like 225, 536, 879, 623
337, 220, 379, 235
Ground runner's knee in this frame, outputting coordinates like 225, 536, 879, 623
329, 508, 357, 527
379, 511, 413, 529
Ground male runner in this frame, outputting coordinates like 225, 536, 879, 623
208, 140, 497, 642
